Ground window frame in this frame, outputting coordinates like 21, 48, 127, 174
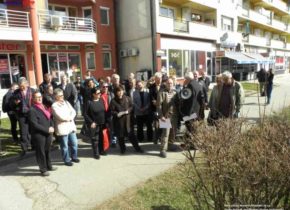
102, 51, 112, 70
221, 15, 234, 32
86, 51, 96, 71
159, 6, 175, 19
100, 6, 110, 26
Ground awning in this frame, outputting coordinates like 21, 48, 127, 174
225, 52, 257, 64
243, 52, 274, 64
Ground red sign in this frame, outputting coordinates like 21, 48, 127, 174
0, 59, 9, 74
276, 57, 284, 64
0, 42, 26, 51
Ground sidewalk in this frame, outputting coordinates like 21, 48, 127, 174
0, 73, 290, 210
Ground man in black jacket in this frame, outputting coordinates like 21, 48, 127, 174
39, 73, 57, 94
257, 68, 267, 96
57, 74, 78, 108
179, 72, 204, 132
12, 77, 35, 155
2, 83, 19, 143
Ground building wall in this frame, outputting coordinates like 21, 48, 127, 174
115, 0, 153, 78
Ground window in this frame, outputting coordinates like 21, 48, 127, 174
102, 52, 111, 70
221, 16, 233, 31
83, 7, 92, 18
100, 7, 109, 25
86, 52, 95, 70
159, 7, 174, 18
169, 49, 182, 77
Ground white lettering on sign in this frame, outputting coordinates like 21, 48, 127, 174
170, 52, 180, 58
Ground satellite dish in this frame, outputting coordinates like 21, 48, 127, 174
220, 32, 229, 42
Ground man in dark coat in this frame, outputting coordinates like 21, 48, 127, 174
12, 77, 35, 155
179, 72, 204, 132
2, 83, 19, 143
39, 73, 57, 94
57, 74, 78, 108
257, 68, 267, 96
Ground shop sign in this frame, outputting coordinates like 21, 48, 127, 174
215, 51, 225, 57
0, 42, 26, 51
0, 59, 9, 74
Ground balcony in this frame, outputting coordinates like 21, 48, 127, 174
261, 0, 289, 14
157, 16, 218, 41
0, 8, 32, 41
237, 5, 288, 33
37, 11, 97, 43
189, 0, 219, 9
270, 39, 286, 49
242, 34, 268, 47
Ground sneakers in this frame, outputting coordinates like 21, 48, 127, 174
100, 151, 107, 156
41, 171, 50, 176
64, 162, 73, 166
72, 158, 80, 163
160, 151, 167, 158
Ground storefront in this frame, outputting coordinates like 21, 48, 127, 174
0, 41, 27, 89
160, 37, 216, 80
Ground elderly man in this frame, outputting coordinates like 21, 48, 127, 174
218, 71, 244, 118
179, 72, 203, 132
149, 72, 164, 144
157, 78, 179, 158
13, 77, 35, 156
57, 74, 78, 108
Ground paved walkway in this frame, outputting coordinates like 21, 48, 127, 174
1, 74, 290, 210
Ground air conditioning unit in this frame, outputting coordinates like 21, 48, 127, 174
120, 49, 128, 58
128, 48, 139, 57
51, 16, 63, 30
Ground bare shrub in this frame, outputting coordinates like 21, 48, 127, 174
183, 117, 290, 210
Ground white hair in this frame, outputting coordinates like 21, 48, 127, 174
184, 72, 194, 80
112, 74, 120, 79
18, 77, 28, 85
222, 71, 232, 79
154, 72, 162, 78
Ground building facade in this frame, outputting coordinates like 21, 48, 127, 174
116, 0, 290, 81
0, 0, 117, 90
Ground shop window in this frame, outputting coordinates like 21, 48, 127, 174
86, 52, 95, 70
159, 7, 174, 18
169, 49, 182, 77
100, 7, 110, 25
67, 45, 80, 50
102, 52, 111, 70
68, 53, 81, 80
221, 16, 233, 31
0, 54, 10, 89
85, 45, 94, 50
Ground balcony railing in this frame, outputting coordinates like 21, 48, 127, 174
174, 20, 189, 33
158, 16, 218, 40
263, 0, 289, 12
0, 8, 30, 28
38, 12, 96, 33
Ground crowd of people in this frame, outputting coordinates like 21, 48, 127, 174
1, 69, 249, 176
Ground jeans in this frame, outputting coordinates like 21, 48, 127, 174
59, 132, 78, 163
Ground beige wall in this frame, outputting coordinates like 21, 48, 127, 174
36, 0, 47, 10
116, 0, 153, 78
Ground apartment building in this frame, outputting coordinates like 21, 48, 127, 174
116, 0, 290, 81
0, 0, 117, 90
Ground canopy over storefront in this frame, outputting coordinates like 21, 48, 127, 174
225, 52, 257, 64
243, 52, 274, 64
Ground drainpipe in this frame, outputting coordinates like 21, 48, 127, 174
150, 0, 157, 73
29, 0, 43, 85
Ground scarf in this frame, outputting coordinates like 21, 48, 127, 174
34, 102, 52, 120
101, 93, 109, 111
